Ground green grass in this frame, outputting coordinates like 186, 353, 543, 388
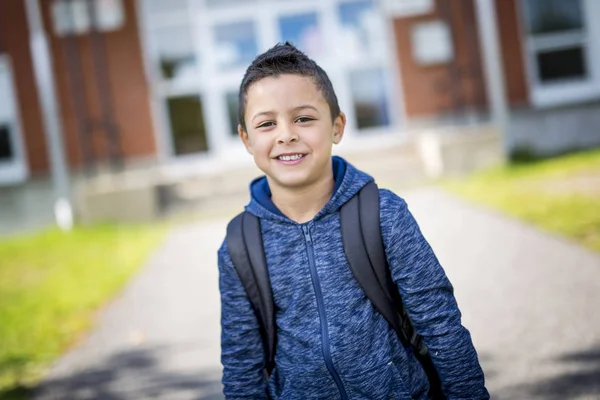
445, 148, 600, 252
0, 223, 168, 398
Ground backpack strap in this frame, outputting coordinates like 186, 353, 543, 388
226, 212, 276, 375
358, 181, 401, 310
341, 181, 445, 399
340, 182, 410, 346
357, 182, 423, 351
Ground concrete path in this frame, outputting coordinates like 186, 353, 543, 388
34, 219, 228, 400
34, 187, 600, 399
404, 188, 600, 400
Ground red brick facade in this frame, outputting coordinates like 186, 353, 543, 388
392, 0, 528, 117
0, 0, 155, 176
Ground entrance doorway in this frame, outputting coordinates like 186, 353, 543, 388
140, 0, 403, 160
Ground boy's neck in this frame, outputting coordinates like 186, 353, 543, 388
269, 172, 335, 224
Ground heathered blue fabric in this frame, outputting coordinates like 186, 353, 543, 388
218, 156, 489, 399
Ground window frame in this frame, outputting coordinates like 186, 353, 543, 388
519, 0, 600, 108
0, 54, 28, 185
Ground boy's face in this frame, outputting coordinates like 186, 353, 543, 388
240, 74, 345, 191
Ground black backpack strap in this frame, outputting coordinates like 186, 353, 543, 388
341, 181, 445, 399
226, 212, 276, 375
358, 182, 421, 351
358, 181, 399, 308
340, 182, 407, 343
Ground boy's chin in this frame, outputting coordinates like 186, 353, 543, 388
270, 172, 314, 190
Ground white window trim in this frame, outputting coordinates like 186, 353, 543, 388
519, 0, 600, 108
0, 54, 28, 186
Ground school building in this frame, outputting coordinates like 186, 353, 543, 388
1, 0, 600, 222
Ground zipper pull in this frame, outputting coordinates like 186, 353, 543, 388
302, 225, 312, 243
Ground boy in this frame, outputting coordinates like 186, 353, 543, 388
218, 42, 489, 399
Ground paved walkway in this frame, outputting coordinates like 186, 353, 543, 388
34, 187, 600, 399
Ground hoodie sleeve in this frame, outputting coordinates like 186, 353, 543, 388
381, 192, 489, 400
218, 241, 269, 399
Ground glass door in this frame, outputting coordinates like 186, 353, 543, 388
142, 0, 210, 158
0, 54, 27, 185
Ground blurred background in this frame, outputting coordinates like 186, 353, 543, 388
0, 0, 599, 399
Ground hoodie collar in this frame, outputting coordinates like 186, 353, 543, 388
246, 156, 373, 223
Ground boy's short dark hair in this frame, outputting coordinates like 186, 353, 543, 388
238, 42, 341, 132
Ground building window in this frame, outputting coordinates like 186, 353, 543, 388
226, 92, 240, 136
0, 125, 14, 161
339, 0, 372, 50
154, 24, 198, 83
338, 0, 385, 62
349, 68, 390, 130
520, 0, 600, 107
166, 95, 209, 155
278, 12, 323, 57
524, 0, 583, 34
536, 47, 586, 83
524, 0, 587, 84
213, 21, 258, 70
51, 0, 125, 36
0, 55, 27, 183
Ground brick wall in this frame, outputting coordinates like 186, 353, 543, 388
0, 0, 49, 174
391, 0, 528, 118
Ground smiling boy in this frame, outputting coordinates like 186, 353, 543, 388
217, 42, 489, 399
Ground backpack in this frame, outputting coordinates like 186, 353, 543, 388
225, 181, 445, 399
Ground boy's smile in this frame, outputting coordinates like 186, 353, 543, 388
275, 152, 306, 165
240, 74, 346, 191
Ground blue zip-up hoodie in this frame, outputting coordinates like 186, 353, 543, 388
218, 156, 489, 399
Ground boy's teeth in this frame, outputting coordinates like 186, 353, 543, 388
279, 154, 303, 161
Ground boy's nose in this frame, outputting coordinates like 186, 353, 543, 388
276, 126, 299, 144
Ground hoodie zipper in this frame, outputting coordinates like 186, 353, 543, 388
302, 224, 349, 400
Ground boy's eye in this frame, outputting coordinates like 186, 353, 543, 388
296, 116, 315, 123
256, 121, 275, 129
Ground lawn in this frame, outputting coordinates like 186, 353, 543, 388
0, 224, 167, 399
445, 148, 600, 252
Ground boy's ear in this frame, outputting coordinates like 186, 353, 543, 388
238, 125, 254, 155
332, 112, 346, 145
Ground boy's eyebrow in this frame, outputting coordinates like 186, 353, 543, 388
252, 111, 275, 122
251, 105, 320, 122
291, 105, 319, 114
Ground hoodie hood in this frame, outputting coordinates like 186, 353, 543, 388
245, 155, 373, 223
